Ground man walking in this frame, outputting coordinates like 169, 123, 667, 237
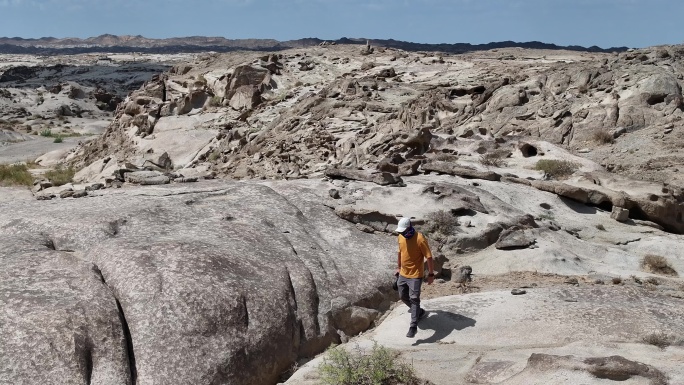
395, 217, 434, 338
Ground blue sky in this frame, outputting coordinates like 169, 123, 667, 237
0, 0, 681, 48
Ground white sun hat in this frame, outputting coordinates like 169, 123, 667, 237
395, 217, 412, 233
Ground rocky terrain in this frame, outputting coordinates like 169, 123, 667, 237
1, 41, 684, 385
0, 34, 628, 54
0, 53, 191, 165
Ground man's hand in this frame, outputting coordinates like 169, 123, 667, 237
427, 274, 434, 285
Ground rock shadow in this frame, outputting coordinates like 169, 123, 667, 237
413, 310, 476, 346
558, 196, 598, 215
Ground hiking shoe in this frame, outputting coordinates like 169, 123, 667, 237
406, 326, 417, 338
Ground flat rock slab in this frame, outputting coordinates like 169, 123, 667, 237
287, 286, 684, 384
0, 181, 395, 385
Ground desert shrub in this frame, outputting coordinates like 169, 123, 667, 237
44, 166, 75, 187
534, 159, 579, 179
195, 74, 207, 85
642, 332, 676, 349
425, 210, 457, 236
207, 150, 221, 162
592, 130, 614, 144
479, 150, 508, 167
433, 153, 457, 162
39, 129, 53, 137
641, 255, 678, 276
53, 136, 63, 143
578, 84, 589, 94
538, 210, 555, 221
0, 164, 34, 186
612, 277, 622, 285
595, 224, 606, 231
318, 343, 423, 385
208, 96, 222, 107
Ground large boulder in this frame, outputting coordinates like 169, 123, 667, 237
210, 65, 273, 100
495, 229, 536, 250
0, 238, 132, 385
229, 85, 262, 110
0, 181, 395, 385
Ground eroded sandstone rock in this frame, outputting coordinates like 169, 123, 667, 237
0, 182, 396, 385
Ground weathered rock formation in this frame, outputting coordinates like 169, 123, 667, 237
0, 181, 395, 385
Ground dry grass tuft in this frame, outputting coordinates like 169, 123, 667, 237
641, 255, 678, 277
642, 332, 677, 349
592, 130, 615, 144
44, 166, 75, 187
208, 96, 222, 107
425, 210, 458, 236
0, 164, 34, 187
479, 150, 508, 167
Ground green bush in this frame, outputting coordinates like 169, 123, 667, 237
40, 129, 53, 137
53, 136, 63, 143
534, 159, 579, 179
45, 166, 75, 186
0, 164, 34, 186
318, 343, 424, 385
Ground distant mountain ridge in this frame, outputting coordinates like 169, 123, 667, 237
0, 34, 629, 54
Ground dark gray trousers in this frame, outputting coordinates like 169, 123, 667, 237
397, 275, 422, 327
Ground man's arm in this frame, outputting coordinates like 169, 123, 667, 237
420, 234, 435, 284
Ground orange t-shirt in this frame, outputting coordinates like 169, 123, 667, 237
398, 232, 432, 279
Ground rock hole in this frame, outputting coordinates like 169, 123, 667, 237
450, 89, 467, 97
520, 143, 538, 157
647, 94, 666, 105
594, 201, 613, 212
452, 208, 477, 217
42, 237, 56, 250
628, 206, 649, 221
471, 86, 486, 94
